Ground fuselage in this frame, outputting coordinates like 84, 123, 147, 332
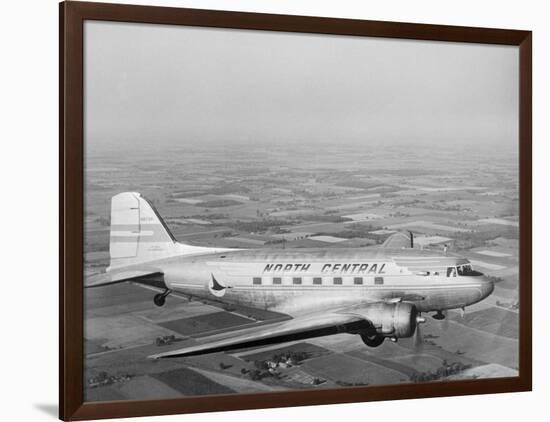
152, 246, 494, 316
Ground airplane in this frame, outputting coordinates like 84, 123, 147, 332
86, 192, 495, 360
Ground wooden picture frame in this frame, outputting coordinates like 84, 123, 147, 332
60, 1, 532, 420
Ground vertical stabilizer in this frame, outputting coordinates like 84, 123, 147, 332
108, 192, 178, 270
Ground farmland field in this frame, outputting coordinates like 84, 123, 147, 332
84, 142, 519, 400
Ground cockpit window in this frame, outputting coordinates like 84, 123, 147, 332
457, 264, 481, 276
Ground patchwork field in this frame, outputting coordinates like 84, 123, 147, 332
84, 279, 518, 401
84, 142, 519, 401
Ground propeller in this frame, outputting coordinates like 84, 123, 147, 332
413, 314, 426, 352
414, 324, 423, 351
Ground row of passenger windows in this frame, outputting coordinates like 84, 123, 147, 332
252, 276, 384, 285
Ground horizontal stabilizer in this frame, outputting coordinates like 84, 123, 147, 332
85, 269, 163, 288
149, 312, 368, 359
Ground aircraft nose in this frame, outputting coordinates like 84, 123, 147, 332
480, 279, 495, 299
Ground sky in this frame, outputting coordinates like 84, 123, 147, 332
84, 21, 519, 149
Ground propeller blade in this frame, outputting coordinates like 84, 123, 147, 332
413, 321, 424, 352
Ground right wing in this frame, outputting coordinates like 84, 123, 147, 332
381, 231, 414, 248
149, 311, 369, 359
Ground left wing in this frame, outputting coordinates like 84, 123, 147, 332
149, 311, 369, 359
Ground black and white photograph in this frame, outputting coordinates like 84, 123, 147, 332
83, 20, 520, 402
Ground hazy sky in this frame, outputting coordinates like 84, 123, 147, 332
84, 21, 518, 148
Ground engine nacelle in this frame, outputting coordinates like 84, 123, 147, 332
354, 302, 419, 339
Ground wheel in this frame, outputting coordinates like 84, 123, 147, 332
154, 293, 166, 307
360, 333, 385, 347
432, 310, 445, 320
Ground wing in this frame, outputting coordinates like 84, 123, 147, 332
85, 268, 163, 288
149, 312, 369, 359
381, 231, 414, 248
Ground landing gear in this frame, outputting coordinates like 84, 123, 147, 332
153, 289, 172, 307
153, 294, 165, 307
432, 310, 446, 320
360, 332, 385, 347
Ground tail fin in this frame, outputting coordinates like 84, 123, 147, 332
108, 192, 178, 270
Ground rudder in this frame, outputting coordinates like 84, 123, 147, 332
108, 192, 177, 270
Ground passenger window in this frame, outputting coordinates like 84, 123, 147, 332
333, 277, 343, 285
273, 277, 282, 285
313, 277, 322, 285
374, 277, 384, 285
354, 277, 363, 285
293, 277, 302, 285
253, 277, 262, 285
